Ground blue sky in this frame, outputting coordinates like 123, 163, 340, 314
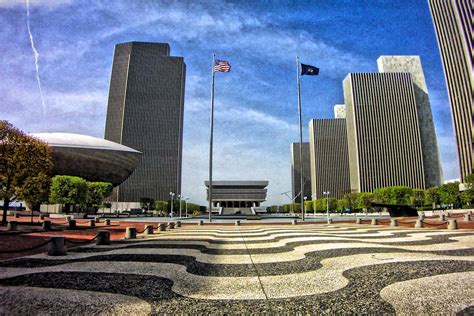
0, 0, 458, 205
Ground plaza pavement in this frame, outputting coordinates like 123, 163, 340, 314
0, 223, 473, 314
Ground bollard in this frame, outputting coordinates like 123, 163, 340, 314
327, 218, 333, 224
14, 213, 20, 219
291, 219, 297, 225
144, 225, 154, 235
66, 216, 72, 221
447, 219, 458, 230
464, 214, 471, 222
48, 236, 67, 256
371, 218, 378, 226
235, 220, 241, 226
175, 221, 182, 228
356, 218, 362, 224
439, 213, 446, 221
68, 220, 77, 229
7, 221, 18, 231
42, 220, 51, 230
94, 217, 100, 223
418, 213, 425, 220
390, 219, 398, 227
125, 227, 137, 239
105, 219, 111, 226
415, 219, 424, 228
89, 220, 95, 227
167, 222, 175, 229
198, 220, 203, 226
39, 214, 45, 220
96, 230, 110, 245
157, 223, 166, 231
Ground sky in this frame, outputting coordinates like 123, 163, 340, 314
0, 0, 459, 206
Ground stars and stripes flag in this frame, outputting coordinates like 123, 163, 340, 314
214, 59, 231, 72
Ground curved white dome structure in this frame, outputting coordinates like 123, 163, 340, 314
31, 133, 142, 186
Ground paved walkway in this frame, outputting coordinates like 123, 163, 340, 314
0, 223, 473, 314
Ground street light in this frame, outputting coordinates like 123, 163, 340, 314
185, 197, 189, 217
303, 196, 307, 218
178, 194, 182, 218
312, 194, 316, 218
323, 191, 330, 222
169, 192, 175, 218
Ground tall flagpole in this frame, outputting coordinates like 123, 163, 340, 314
296, 56, 305, 221
208, 54, 216, 223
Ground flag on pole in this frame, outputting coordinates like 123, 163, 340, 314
214, 59, 231, 72
301, 63, 319, 76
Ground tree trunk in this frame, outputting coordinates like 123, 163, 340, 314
2, 197, 10, 225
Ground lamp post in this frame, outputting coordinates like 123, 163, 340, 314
169, 192, 175, 218
178, 195, 182, 218
185, 197, 189, 217
323, 191, 330, 222
312, 194, 316, 218
303, 196, 307, 218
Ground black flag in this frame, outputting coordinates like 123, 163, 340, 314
301, 63, 319, 76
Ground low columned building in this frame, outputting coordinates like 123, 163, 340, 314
204, 181, 268, 215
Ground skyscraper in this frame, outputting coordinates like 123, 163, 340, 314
344, 72, 425, 192
377, 56, 443, 187
309, 119, 351, 199
290, 143, 311, 203
104, 42, 186, 202
334, 104, 346, 119
428, 0, 473, 182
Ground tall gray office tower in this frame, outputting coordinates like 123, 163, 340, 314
309, 119, 351, 199
104, 42, 185, 202
429, 0, 473, 182
377, 56, 442, 187
290, 143, 311, 203
344, 72, 425, 193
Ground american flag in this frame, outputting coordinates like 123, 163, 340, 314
214, 59, 231, 72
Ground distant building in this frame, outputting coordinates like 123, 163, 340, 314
204, 181, 268, 215
343, 72, 425, 192
377, 56, 442, 187
308, 119, 351, 200
333, 104, 346, 119
104, 42, 185, 202
428, 0, 473, 182
290, 143, 311, 203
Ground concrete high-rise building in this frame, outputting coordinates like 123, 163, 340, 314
309, 119, 351, 200
334, 104, 346, 119
104, 42, 186, 202
290, 143, 311, 203
377, 56, 443, 187
428, 0, 473, 182
343, 73, 425, 192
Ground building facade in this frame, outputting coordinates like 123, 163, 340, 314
377, 55, 443, 187
429, 0, 473, 182
104, 42, 186, 202
334, 104, 346, 119
308, 119, 351, 200
290, 143, 311, 203
343, 73, 426, 193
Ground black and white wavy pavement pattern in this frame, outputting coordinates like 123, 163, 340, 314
0, 224, 473, 315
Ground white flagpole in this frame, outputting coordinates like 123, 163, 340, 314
296, 56, 305, 221
208, 54, 216, 223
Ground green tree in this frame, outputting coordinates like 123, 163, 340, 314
313, 199, 324, 212
410, 189, 425, 207
154, 200, 169, 212
460, 189, 474, 205
342, 193, 359, 210
438, 182, 460, 208
0, 121, 53, 223
304, 200, 314, 212
336, 199, 345, 212
49, 175, 88, 212
464, 173, 474, 189
322, 198, 337, 212
356, 192, 375, 212
87, 182, 113, 211
425, 187, 440, 209
374, 186, 412, 205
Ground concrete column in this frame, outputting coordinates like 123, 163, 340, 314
167, 222, 175, 229
7, 221, 18, 231
175, 221, 182, 228
89, 220, 95, 227
390, 219, 398, 227
158, 223, 166, 231
105, 219, 111, 226
371, 219, 378, 225
42, 221, 51, 230
439, 213, 446, 221
68, 220, 77, 229
464, 214, 471, 221
415, 219, 424, 228
96, 230, 110, 245
447, 219, 458, 230
47, 236, 67, 256
125, 227, 137, 239
235, 220, 240, 226
144, 225, 154, 235
356, 218, 362, 224
291, 219, 297, 225
327, 218, 333, 224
